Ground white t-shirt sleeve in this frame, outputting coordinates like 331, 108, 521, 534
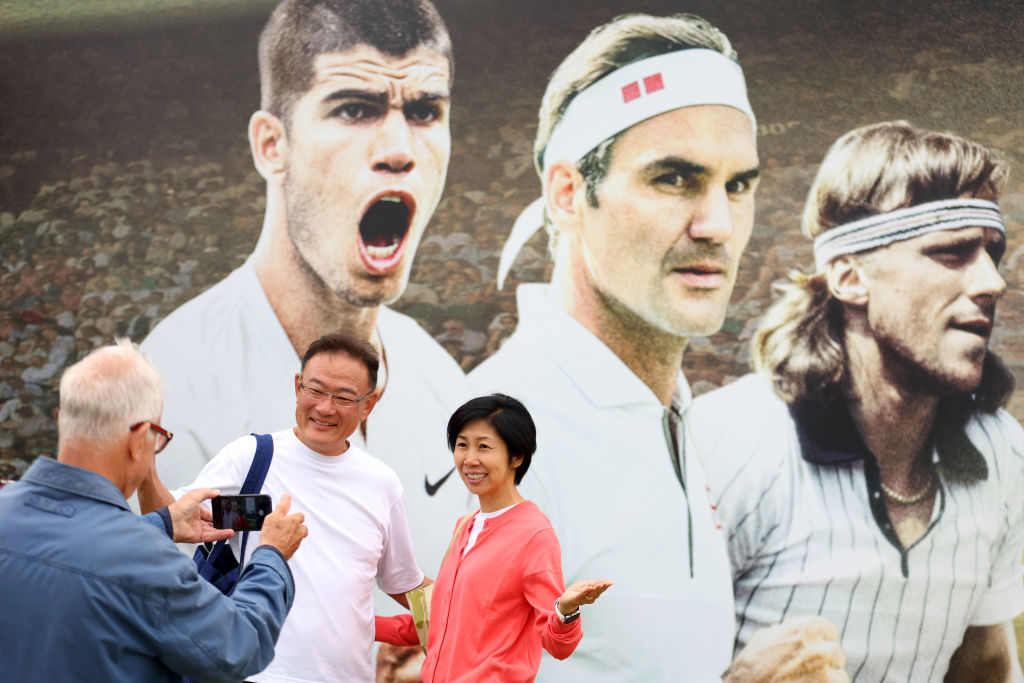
375, 492, 424, 595
171, 434, 254, 500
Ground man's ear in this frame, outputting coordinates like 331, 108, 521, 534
359, 391, 380, 422
544, 160, 588, 237
249, 110, 288, 181
826, 256, 870, 306
126, 422, 150, 464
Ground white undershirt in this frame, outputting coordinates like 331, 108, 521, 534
463, 503, 518, 557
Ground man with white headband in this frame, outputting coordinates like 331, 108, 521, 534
472, 13, 846, 682
692, 120, 1024, 681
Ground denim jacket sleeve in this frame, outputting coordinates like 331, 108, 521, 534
140, 507, 174, 537
0, 461, 296, 683
142, 544, 295, 682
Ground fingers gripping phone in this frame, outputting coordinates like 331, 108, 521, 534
211, 494, 272, 531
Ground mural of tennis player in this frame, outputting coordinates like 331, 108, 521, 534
472, 12, 846, 682
140, 0, 471, 579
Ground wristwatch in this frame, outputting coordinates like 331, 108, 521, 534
554, 598, 580, 624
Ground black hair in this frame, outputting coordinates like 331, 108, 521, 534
259, 0, 453, 125
300, 331, 379, 389
446, 394, 536, 485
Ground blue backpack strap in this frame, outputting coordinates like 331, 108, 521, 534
233, 433, 275, 586
240, 433, 274, 494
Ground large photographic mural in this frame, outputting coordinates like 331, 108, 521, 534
2, 0, 1023, 669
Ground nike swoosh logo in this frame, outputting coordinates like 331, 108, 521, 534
424, 467, 457, 497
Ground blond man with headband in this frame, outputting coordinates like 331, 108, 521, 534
473, 13, 846, 682
692, 121, 1024, 681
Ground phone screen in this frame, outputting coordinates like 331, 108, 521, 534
211, 494, 272, 531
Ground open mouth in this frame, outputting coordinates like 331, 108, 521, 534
358, 193, 414, 275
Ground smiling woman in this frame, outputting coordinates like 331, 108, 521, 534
448, 395, 532, 511
375, 394, 612, 682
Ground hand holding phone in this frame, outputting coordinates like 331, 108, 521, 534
168, 488, 234, 544
259, 493, 308, 560
212, 494, 273, 531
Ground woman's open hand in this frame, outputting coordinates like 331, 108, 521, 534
557, 579, 613, 615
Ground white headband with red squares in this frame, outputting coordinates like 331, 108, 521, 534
498, 48, 756, 288
541, 48, 756, 170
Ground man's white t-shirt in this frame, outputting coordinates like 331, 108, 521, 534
176, 428, 424, 683
142, 258, 473, 581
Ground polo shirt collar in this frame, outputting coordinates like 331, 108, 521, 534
789, 397, 988, 481
22, 456, 131, 510
515, 284, 691, 410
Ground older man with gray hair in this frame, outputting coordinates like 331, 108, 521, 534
0, 339, 308, 682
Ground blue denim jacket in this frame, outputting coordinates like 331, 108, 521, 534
0, 456, 295, 682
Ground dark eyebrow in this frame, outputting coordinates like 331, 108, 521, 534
731, 167, 761, 185
307, 380, 359, 396
924, 232, 985, 250
925, 230, 1006, 258
321, 89, 450, 107
321, 89, 389, 107
645, 157, 709, 177
409, 91, 450, 104
644, 157, 761, 185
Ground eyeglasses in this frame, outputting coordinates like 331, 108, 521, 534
299, 381, 374, 408
130, 422, 174, 454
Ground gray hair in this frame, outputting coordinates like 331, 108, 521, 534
58, 338, 163, 449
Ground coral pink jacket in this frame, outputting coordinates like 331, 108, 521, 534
376, 501, 582, 682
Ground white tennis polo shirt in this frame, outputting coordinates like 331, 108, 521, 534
691, 374, 1024, 682
472, 284, 735, 683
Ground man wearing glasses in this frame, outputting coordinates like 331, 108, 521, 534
139, 0, 471, 585
138, 331, 426, 683
0, 339, 309, 682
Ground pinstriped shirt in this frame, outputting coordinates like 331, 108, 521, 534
691, 374, 1024, 682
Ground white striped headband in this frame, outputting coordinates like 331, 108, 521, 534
498, 48, 756, 288
812, 198, 1005, 270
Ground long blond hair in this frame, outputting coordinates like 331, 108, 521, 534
753, 120, 1011, 407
